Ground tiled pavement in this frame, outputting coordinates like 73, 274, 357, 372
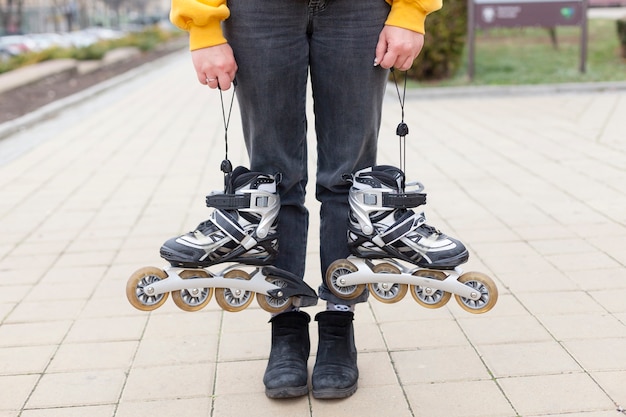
0, 50, 625, 417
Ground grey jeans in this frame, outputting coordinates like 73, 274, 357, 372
223, 0, 390, 304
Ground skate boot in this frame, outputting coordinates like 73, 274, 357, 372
126, 166, 319, 314
160, 166, 280, 268
347, 165, 468, 269
323, 165, 498, 314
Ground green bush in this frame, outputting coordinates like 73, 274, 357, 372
617, 18, 626, 59
406, 0, 468, 81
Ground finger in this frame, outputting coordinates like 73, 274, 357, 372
396, 56, 414, 71
379, 52, 397, 69
374, 36, 387, 66
206, 77, 218, 88
217, 77, 231, 91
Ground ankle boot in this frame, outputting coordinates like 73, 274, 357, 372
312, 311, 358, 399
263, 311, 310, 398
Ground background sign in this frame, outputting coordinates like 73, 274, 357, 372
467, 0, 588, 78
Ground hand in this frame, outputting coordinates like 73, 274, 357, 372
191, 43, 238, 90
374, 25, 425, 71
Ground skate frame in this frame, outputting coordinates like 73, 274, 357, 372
142, 265, 284, 298
336, 257, 482, 301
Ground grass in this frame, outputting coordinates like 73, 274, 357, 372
414, 18, 626, 88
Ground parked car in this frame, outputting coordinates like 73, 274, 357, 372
0, 35, 36, 56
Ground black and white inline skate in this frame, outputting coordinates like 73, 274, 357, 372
324, 165, 498, 314
126, 165, 318, 314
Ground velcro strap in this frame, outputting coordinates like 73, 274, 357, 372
206, 193, 251, 209
380, 216, 414, 245
382, 192, 426, 209
213, 210, 250, 245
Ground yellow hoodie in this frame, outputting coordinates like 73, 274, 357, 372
170, 0, 443, 51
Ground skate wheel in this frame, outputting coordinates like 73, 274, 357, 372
215, 269, 255, 312
325, 259, 365, 300
410, 270, 451, 309
257, 275, 293, 314
454, 272, 498, 314
126, 266, 169, 311
171, 270, 214, 312
368, 263, 407, 304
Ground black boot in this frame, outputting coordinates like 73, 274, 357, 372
312, 311, 358, 399
263, 311, 311, 399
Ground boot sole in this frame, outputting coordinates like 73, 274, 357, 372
265, 385, 309, 399
312, 382, 358, 399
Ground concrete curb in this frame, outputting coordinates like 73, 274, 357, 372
397, 80, 626, 100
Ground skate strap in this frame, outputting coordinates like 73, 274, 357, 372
212, 209, 258, 250
375, 210, 425, 246
206, 193, 251, 210
382, 192, 426, 209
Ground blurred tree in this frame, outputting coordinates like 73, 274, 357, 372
407, 0, 468, 81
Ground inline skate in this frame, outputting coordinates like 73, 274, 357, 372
324, 165, 497, 314
126, 165, 318, 314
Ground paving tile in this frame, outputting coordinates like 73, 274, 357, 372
392, 345, 491, 384
46, 341, 137, 372
4, 300, 85, 323
37, 265, 108, 285
215, 359, 267, 395
132, 335, 217, 367
589, 370, 626, 409
380, 318, 469, 350
0, 321, 72, 347
0, 345, 56, 375
515, 290, 606, 316
64, 316, 147, 343
353, 321, 387, 352
121, 364, 214, 401
312, 385, 412, 417
589, 288, 626, 313
538, 312, 626, 341
141, 311, 221, 339
218, 328, 268, 361
525, 412, 619, 417
79, 296, 143, 319
0, 285, 31, 303
213, 391, 310, 417
563, 338, 626, 371
367, 297, 454, 323
0, 375, 39, 411
496, 268, 580, 293
115, 398, 210, 417
356, 351, 400, 387
0, 302, 15, 321
497, 373, 614, 416
20, 405, 115, 417
478, 341, 581, 378
457, 315, 553, 345
22, 280, 99, 302
26, 370, 125, 408
404, 380, 515, 417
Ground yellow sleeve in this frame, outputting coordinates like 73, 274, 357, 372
385, 0, 443, 34
169, 0, 230, 50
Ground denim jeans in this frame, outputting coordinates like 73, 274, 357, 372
223, 0, 390, 304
